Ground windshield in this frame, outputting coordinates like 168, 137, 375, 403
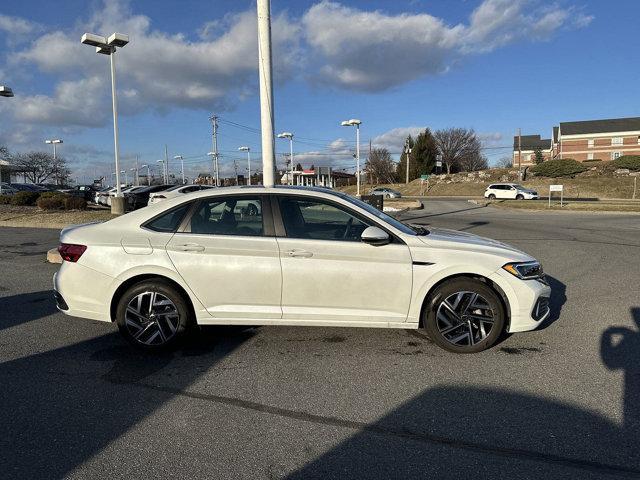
333, 191, 420, 236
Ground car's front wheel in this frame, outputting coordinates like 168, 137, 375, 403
116, 280, 192, 350
516, 194, 524, 200
423, 278, 505, 353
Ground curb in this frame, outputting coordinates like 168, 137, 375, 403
47, 248, 62, 264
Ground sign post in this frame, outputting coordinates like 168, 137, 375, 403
420, 174, 429, 196
549, 184, 564, 208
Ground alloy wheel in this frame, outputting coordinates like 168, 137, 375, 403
435, 291, 496, 347
124, 291, 180, 346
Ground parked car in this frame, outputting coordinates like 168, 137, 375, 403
96, 187, 117, 206
10, 183, 42, 192
370, 187, 402, 199
106, 186, 144, 207
54, 186, 550, 354
147, 184, 215, 205
64, 185, 98, 202
0, 183, 19, 195
484, 183, 539, 200
127, 184, 174, 210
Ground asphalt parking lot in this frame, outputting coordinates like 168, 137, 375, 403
1, 198, 639, 479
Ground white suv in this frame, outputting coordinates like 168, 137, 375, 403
484, 183, 538, 200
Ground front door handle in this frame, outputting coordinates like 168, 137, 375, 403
286, 249, 313, 258
175, 243, 205, 252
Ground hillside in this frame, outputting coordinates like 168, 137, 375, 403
339, 163, 639, 199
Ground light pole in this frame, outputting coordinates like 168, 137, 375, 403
341, 119, 362, 196
277, 132, 294, 185
130, 167, 138, 186
157, 160, 166, 183
121, 169, 128, 186
45, 139, 63, 185
141, 164, 151, 185
81, 32, 129, 214
0, 86, 12, 193
0, 86, 13, 97
174, 155, 185, 184
238, 147, 251, 185
257, 0, 275, 187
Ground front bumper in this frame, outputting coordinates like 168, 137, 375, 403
489, 270, 551, 333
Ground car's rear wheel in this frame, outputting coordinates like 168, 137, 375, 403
488, 194, 496, 200
116, 280, 191, 350
423, 278, 505, 353
516, 194, 524, 200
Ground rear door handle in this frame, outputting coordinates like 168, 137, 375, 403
175, 243, 205, 252
286, 249, 313, 258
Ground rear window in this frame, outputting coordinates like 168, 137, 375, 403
143, 203, 191, 233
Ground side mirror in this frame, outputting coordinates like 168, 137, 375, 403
361, 226, 390, 246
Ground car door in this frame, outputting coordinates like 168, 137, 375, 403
165, 195, 282, 320
274, 194, 413, 325
506, 185, 518, 199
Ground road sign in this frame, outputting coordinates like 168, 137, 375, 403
420, 174, 429, 180
549, 184, 564, 207
435, 161, 442, 167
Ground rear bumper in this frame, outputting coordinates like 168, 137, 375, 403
53, 262, 120, 323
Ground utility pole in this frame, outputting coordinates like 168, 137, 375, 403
209, 115, 220, 186
517, 128, 522, 178
135, 155, 139, 186
164, 145, 169, 183
257, 0, 276, 187
233, 160, 239, 185
369, 139, 372, 185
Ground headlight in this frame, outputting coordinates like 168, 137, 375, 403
502, 261, 544, 280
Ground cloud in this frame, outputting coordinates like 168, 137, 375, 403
0, 14, 39, 36
372, 127, 428, 152
9, 0, 302, 126
303, 0, 593, 91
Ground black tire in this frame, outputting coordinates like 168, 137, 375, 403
422, 278, 505, 354
516, 194, 524, 200
115, 279, 192, 351
488, 194, 496, 200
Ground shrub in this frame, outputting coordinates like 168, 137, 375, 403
0, 195, 12, 204
611, 155, 640, 171
10, 191, 40, 206
531, 159, 587, 177
64, 196, 87, 210
37, 195, 66, 210
39, 191, 65, 199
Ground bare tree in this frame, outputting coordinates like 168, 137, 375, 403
13, 151, 70, 184
366, 148, 396, 184
434, 128, 483, 174
495, 156, 513, 168
458, 153, 488, 172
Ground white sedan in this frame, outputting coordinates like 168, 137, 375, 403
54, 187, 550, 353
148, 184, 215, 205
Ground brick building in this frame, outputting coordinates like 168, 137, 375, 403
515, 116, 640, 164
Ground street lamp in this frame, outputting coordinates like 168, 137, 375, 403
45, 139, 63, 185
157, 159, 167, 183
130, 167, 139, 186
340, 119, 362, 196
277, 132, 294, 185
238, 147, 251, 185
121, 169, 128, 185
81, 31, 129, 213
0, 86, 13, 97
141, 164, 151, 185
174, 155, 185, 184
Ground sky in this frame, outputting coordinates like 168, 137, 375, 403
0, 0, 638, 183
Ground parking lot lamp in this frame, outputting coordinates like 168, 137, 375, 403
340, 119, 361, 196
141, 164, 151, 185
81, 32, 128, 212
277, 132, 294, 185
156, 160, 166, 183
238, 147, 251, 185
174, 155, 185, 184
0, 85, 13, 97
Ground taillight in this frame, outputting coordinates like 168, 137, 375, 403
58, 243, 87, 262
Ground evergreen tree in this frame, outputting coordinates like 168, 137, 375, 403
396, 129, 438, 182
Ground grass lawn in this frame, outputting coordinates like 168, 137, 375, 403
0, 205, 115, 229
